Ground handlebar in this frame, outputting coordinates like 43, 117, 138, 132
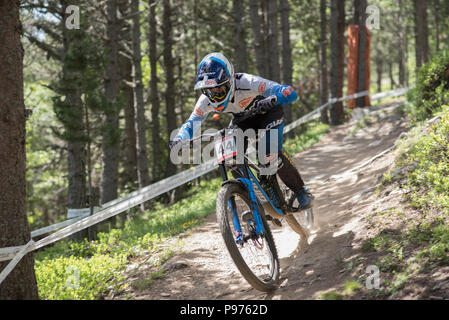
173, 95, 275, 148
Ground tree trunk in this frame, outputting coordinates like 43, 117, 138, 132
354, 0, 368, 108
376, 53, 383, 93
319, 0, 329, 124
329, 0, 345, 125
433, 0, 440, 52
118, 0, 138, 188
405, 25, 410, 86
148, 0, 162, 182
413, 0, 429, 70
232, 0, 248, 73
131, 0, 151, 189
266, 0, 280, 83
61, 0, 88, 240
280, 0, 293, 124
101, 0, 121, 211
389, 62, 395, 90
397, 0, 406, 87
163, 0, 177, 178
249, 0, 268, 77
0, 0, 39, 299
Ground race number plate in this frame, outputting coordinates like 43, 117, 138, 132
215, 135, 237, 163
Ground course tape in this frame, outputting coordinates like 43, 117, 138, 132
0, 87, 410, 285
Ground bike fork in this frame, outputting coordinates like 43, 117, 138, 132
228, 198, 243, 245
237, 177, 265, 237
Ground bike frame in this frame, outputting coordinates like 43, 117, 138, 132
218, 160, 285, 244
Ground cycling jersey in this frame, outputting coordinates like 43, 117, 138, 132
174, 73, 298, 141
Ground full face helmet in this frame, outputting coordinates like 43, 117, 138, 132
194, 52, 235, 112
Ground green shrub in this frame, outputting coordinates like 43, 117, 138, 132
407, 50, 449, 122
404, 106, 449, 212
35, 254, 128, 300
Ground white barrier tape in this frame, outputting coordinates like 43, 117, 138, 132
0, 158, 219, 262
0, 240, 34, 285
31, 213, 91, 238
67, 207, 98, 219
371, 87, 410, 100
0, 87, 411, 265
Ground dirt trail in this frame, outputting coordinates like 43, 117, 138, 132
113, 103, 409, 300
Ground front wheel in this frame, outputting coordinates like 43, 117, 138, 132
216, 182, 280, 292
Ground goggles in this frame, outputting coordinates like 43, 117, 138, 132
202, 81, 230, 103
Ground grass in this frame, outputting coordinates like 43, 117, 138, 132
283, 120, 329, 155
317, 281, 362, 300
34, 177, 221, 300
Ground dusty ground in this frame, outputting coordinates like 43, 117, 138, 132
111, 103, 415, 300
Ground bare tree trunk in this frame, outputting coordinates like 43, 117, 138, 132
118, 0, 138, 188
397, 0, 406, 87
389, 62, 395, 90
405, 25, 410, 86
376, 52, 383, 92
233, 0, 248, 73
354, 0, 368, 108
280, 0, 293, 124
249, 0, 268, 77
329, 0, 345, 125
319, 0, 329, 124
61, 0, 88, 240
433, 0, 440, 52
0, 0, 39, 299
163, 0, 177, 178
101, 0, 121, 216
266, 0, 280, 83
413, 0, 429, 70
131, 0, 151, 190
148, 0, 162, 181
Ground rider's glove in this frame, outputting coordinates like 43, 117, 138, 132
169, 138, 182, 150
256, 95, 277, 114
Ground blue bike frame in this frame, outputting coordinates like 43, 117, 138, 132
220, 163, 285, 244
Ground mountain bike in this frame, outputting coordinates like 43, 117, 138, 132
176, 97, 314, 292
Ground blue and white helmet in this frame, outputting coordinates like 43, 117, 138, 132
194, 52, 235, 112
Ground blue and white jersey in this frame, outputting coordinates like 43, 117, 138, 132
174, 73, 298, 142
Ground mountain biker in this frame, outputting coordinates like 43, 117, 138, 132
169, 52, 313, 210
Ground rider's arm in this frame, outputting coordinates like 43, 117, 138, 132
262, 83, 298, 105
172, 96, 212, 142
242, 74, 298, 106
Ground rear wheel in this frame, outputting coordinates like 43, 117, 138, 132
216, 182, 280, 292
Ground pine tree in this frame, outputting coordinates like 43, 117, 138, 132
0, 0, 39, 299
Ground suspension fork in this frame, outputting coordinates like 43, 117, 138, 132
220, 164, 243, 243
237, 165, 265, 236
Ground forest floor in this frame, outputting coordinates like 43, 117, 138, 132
110, 100, 436, 300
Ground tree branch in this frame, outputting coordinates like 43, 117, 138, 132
24, 32, 63, 61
